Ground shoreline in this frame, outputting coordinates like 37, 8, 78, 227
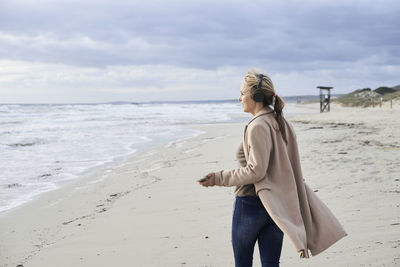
0, 120, 233, 216
1, 103, 399, 266
0, 121, 219, 218
0, 102, 303, 215
0, 100, 251, 215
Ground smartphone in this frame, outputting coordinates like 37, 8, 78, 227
197, 176, 209, 183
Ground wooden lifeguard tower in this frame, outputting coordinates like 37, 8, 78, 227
317, 86, 333, 112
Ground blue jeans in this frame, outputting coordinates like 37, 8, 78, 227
232, 196, 284, 267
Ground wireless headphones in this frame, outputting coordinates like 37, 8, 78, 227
252, 74, 265, 102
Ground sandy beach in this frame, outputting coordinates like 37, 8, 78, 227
1, 103, 399, 267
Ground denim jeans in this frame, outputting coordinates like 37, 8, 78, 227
232, 196, 284, 267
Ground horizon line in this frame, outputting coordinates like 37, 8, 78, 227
0, 94, 345, 105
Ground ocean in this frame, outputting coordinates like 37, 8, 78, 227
0, 99, 312, 213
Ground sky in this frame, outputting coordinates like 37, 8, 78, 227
0, 0, 399, 103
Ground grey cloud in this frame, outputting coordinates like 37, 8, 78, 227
0, 0, 399, 72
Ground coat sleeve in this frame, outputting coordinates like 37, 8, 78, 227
236, 141, 247, 167
214, 124, 272, 187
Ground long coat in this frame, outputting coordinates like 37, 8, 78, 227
214, 107, 347, 258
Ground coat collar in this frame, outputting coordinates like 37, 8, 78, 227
246, 107, 274, 126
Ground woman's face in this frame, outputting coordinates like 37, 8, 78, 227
239, 81, 256, 114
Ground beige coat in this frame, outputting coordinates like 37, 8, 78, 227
214, 107, 347, 258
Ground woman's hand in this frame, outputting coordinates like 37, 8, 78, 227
199, 173, 216, 187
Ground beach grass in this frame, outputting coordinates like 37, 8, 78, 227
334, 86, 400, 107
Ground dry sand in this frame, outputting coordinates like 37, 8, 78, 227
0, 103, 399, 267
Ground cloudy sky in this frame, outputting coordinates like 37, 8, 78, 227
0, 0, 399, 103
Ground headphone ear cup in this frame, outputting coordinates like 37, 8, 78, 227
253, 90, 264, 102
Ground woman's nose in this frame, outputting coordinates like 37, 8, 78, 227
238, 96, 242, 102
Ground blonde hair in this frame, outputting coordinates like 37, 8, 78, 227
244, 68, 287, 143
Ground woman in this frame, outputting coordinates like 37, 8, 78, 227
199, 69, 347, 267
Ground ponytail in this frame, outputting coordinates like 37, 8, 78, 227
273, 95, 287, 144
